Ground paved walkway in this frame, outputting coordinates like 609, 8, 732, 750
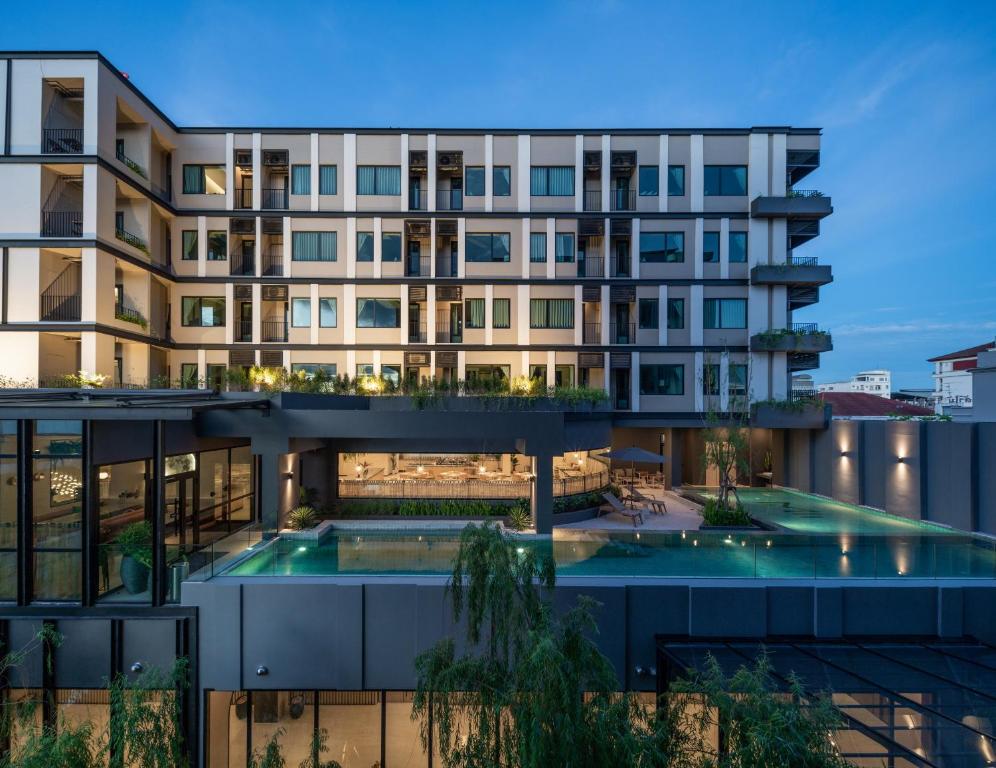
557, 487, 704, 531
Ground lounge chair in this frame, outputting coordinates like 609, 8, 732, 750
625, 488, 668, 516
602, 492, 644, 527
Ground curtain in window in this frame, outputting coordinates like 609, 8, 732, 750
667, 298, 684, 329
729, 364, 748, 394
492, 298, 510, 328
722, 299, 747, 328
375, 166, 401, 195
182, 231, 197, 260
530, 167, 547, 196
319, 165, 337, 195
182, 165, 203, 194
319, 298, 337, 327
357, 166, 376, 195
466, 299, 485, 328
530, 233, 547, 263
548, 167, 574, 196
356, 232, 373, 262
549, 299, 573, 328
555, 234, 574, 263
529, 299, 546, 328
703, 299, 720, 329
291, 165, 310, 195
292, 232, 336, 261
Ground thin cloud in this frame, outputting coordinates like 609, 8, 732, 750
833, 321, 996, 336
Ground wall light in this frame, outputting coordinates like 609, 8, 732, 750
98, 471, 110, 481
896, 456, 907, 464
839, 450, 852, 458
283, 471, 294, 480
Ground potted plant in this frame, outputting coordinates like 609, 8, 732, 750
116, 520, 153, 594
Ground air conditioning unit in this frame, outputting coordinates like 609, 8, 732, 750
262, 285, 288, 301
405, 220, 431, 237
230, 218, 255, 234
409, 151, 428, 170
235, 150, 253, 167
436, 152, 463, 171
583, 151, 602, 171
610, 151, 636, 170
262, 150, 288, 166
436, 220, 458, 236
261, 218, 283, 235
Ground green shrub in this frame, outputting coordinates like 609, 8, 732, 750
701, 498, 751, 526
286, 506, 318, 531
506, 499, 532, 531
116, 521, 153, 566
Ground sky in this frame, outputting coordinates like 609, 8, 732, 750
4, 0, 995, 389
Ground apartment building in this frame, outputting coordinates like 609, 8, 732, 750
817, 369, 892, 398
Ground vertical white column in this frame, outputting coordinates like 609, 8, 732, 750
520, 351, 530, 379
429, 350, 436, 378
690, 285, 704, 346
516, 135, 530, 212
630, 352, 640, 412
225, 133, 234, 210
224, 284, 234, 345
694, 352, 705, 412
310, 284, 320, 345
748, 132, 769, 199
82, 165, 98, 238
196, 216, 207, 278
430, 218, 437, 278
427, 286, 436, 343
658, 134, 668, 213
690, 134, 703, 212
520, 219, 530, 279
282, 350, 291, 370
282, 216, 292, 278
346, 218, 357, 279
457, 351, 466, 382
343, 284, 356, 345
373, 349, 382, 377
400, 133, 409, 212
602, 352, 611, 395
373, 217, 382, 279
251, 283, 261, 343
719, 352, 730, 412
346, 350, 356, 378
457, 218, 466, 278
631, 219, 641, 280
719, 218, 730, 279
517, 285, 530, 345
545, 218, 555, 280
657, 284, 668, 347
343, 133, 357, 211
694, 218, 704, 280
603, 218, 611, 278
546, 351, 556, 389
573, 285, 583, 346
427, 134, 437, 212
252, 133, 262, 210
254, 217, 262, 277
399, 284, 409, 345
79, 248, 97, 322
310, 132, 319, 212
771, 133, 787, 196
600, 285, 610, 345
574, 134, 583, 213
484, 284, 494, 345
600, 134, 611, 213
197, 350, 207, 383
484, 134, 494, 212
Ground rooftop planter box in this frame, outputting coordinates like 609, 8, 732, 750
751, 399, 830, 429
751, 191, 833, 219
750, 328, 833, 354
273, 391, 611, 413
750, 262, 833, 286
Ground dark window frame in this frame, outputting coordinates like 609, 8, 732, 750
639, 364, 685, 396
638, 165, 659, 196
180, 296, 226, 327
493, 166, 511, 196
703, 165, 748, 196
464, 166, 485, 197
667, 165, 685, 196
638, 297, 659, 330
356, 298, 402, 328
639, 232, 685, 263
465, 232, 511, 263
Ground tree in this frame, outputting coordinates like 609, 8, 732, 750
700, 354, 752, 517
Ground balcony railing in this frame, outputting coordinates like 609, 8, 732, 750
577, 257, 604, 278
115, 146, 148, 179
583, 323, 602, 344
40, 293, 81, 322
42, 128, 83, 154
409, 189, 429, 211
787, 255, 819, 266
235, 187, 252, 209
610, 323, 635, 344
786, 189, 825, 198
41, 210, 83, 237
406, 255, 431, 277
262, 249, 283, 277
237, 320, 253, 343
583, 190, 602, 212
791, 322, 820, 334
435, 322, 461, 344
436, 257, 456, 278
261, 319, 287, 343
114, 301, 147, 330
436, 189, 463, 211
115, 225, 149, 254
611, 256, 631, 277
610, 189, 636, 211
408, 322, 427, 344
261, 188, 288, 209
230, 253, 255, 276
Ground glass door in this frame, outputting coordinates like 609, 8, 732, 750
450, 302, 463, 343
165, 475, 197, 554
615, 303, 630, 344
407, 239, 421, 276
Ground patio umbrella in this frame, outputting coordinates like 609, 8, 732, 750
598, 446, 669, 492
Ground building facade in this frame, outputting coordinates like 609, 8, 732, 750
817, 369, 892, 398
928, 340, 996, 415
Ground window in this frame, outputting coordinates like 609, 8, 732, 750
493, 298, 510, 328
356, 364, 375, 378
640, 364, 684, 395
529, 298, 574, 329
181, 297, 225, 327
291, 298, 311, 327
180, 363, 199, 388
356, 232, 373, 262
555, 365, 574, 387
291, 363, 337, 378
292, 231, 337, 261
356, 166, 401, 195
381, 233, 401, 262
465, 233, 510, 262
493, 166, 511, 196
182, 164, 226, 194
530, 166, 575, 196
704, 298, 747, 329
555, 233, 575, 263
181, 230, 197, 260
319, 297, 337, 327
465, 298, 485, 328
638, 298, 659, 329
291, 164, 310, 195
465, 166, 485, 196
640, 232, 684, 263
356, 298, 401, 328
667, 298, 685, 329
381, 365, 401, 387
729, 231, 747, 263
703, 364, 720, 396
319, 165, 338, 195
704, 165, 748, 196
529, 232, 547, 263
703, 232, 720, 263
207, 231, 227, 261
730, 364, 748, 397
529, 364, 546, 382
466, 365, 509, 384
638, 166, 659, 196
668, 165, 685, 196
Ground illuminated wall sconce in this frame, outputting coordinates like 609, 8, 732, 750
282, 471, 294, 480
896, 456, 906, 464
98, 471, 110, 480
839, 450, 852, 458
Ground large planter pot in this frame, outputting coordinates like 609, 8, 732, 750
120, 555, 150, 594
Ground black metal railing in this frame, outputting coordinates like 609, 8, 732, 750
409, 189, 429, 211
261, 188, 288, 209
115, 146, 147, 178
610, 188, 636, 211
41, 210, 83, 237
114, 301, 147, 329
115, 225, 148, 252
787, 254, 819, 267
583, 190, 602, 212
436, 189, 463, 211
406, 255, 431, 277
578, 257, 604, 278
610, 323, 636, 344
235, 187, 253, 209
261, 319, 287, 342
791, 388, 818, 401
230, 253, 255, 276
611, 256, 631, 277
583, 323, 602, 344
435, 323, 461, 344
40, 293, 81, 321
237, 320, 253, 342
262, 249, 283, 276
791, 322, 820, 334
786, 189, 824, 198
42, 128, 83, 154
436, 257, 456, 278
408, 322, 427, 343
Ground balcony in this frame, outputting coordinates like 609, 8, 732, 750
114, 301, 147, 331
261, 319, 287, 343
577, 257, 605, 279
235, 187, 252, 209
115, 145, 148, 179
436, 257, 456, 278
750, 324, 833, 354
408, 321, 427, 344
406, 255, 431, 277
583, 190, 602, 212
750, 255, 833, 287
610, 189, 636, 212
39, 262, 81, 321
583, 323, 601, 344
752, 397, 829, 430
115, 225, 149, 255
437, 189, 463, 211
262, 249, 283, 277
230, 252, 255, 276
261, 188, 288, 210
611, 256, 631, 278
609, 323, 635, 344
751, 190, 833, 219
435, 322, 461, 344
236, 320, 253, 343
42, 128, 83, 154
41, 210, 83, 237
409, 188, 429, 211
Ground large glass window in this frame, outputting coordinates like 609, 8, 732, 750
32, 421, 83, 601
529, 299, 574, 329
704, 298, 748, 329
555, 233, 575, 263
493, 166, 511, 196
465, 298, 485, 329
704, 165, 748, 196
356, 165, 401, 195
640, 364, 684, 395
356, 299, 401, 328
667, 165, 685, 196
356, 231, 374, 262
730, 363, 748, 397
207, 230, 227, 261
465, 365, 510, 385
703, 232, 720, 263
381, 232, 402, 262
638, 298, 659, 329
291, 298, 311, 328
638, 166, 659, 196
319, 165, 337, 195
96, 459, 148, 602
640, 232, 684, 263
729, 231, 748, 263
529, 232, 547, 263
291, 164, 310, 195
555, 365, 574, 387
181, 297, 226, 327
182, 164, 226, 194
703, 364, 720, 396
530, 166, 574, 196
292, 231, 337, 262
465, 166, 485, 196
667, 297, 685, 329
493, 298, 511, 329
465, 233, 510, 262
319, 297, 337, 328
0, 421, 17, 602
198, 449, 230, 536
180, 363, 199, 388
181, 230, 197, 260
229, 446, 253, 522
291, 363, 337, 378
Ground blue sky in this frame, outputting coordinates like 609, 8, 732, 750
4, 0, 995, 388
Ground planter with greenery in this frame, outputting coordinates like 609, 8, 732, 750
286, 505, 318, 531
700, 497, 753, 527
116, 520, 153, 594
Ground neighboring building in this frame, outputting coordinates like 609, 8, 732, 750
928, 340, 996, 413
817, 369, 891, 398
818, 391, 933, 419
972, 349, 996, 421
791, 372, 814, 394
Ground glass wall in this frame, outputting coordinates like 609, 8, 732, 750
96, 460, 148, 603
0, 421, 17, 602
32, 420, 83, 601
